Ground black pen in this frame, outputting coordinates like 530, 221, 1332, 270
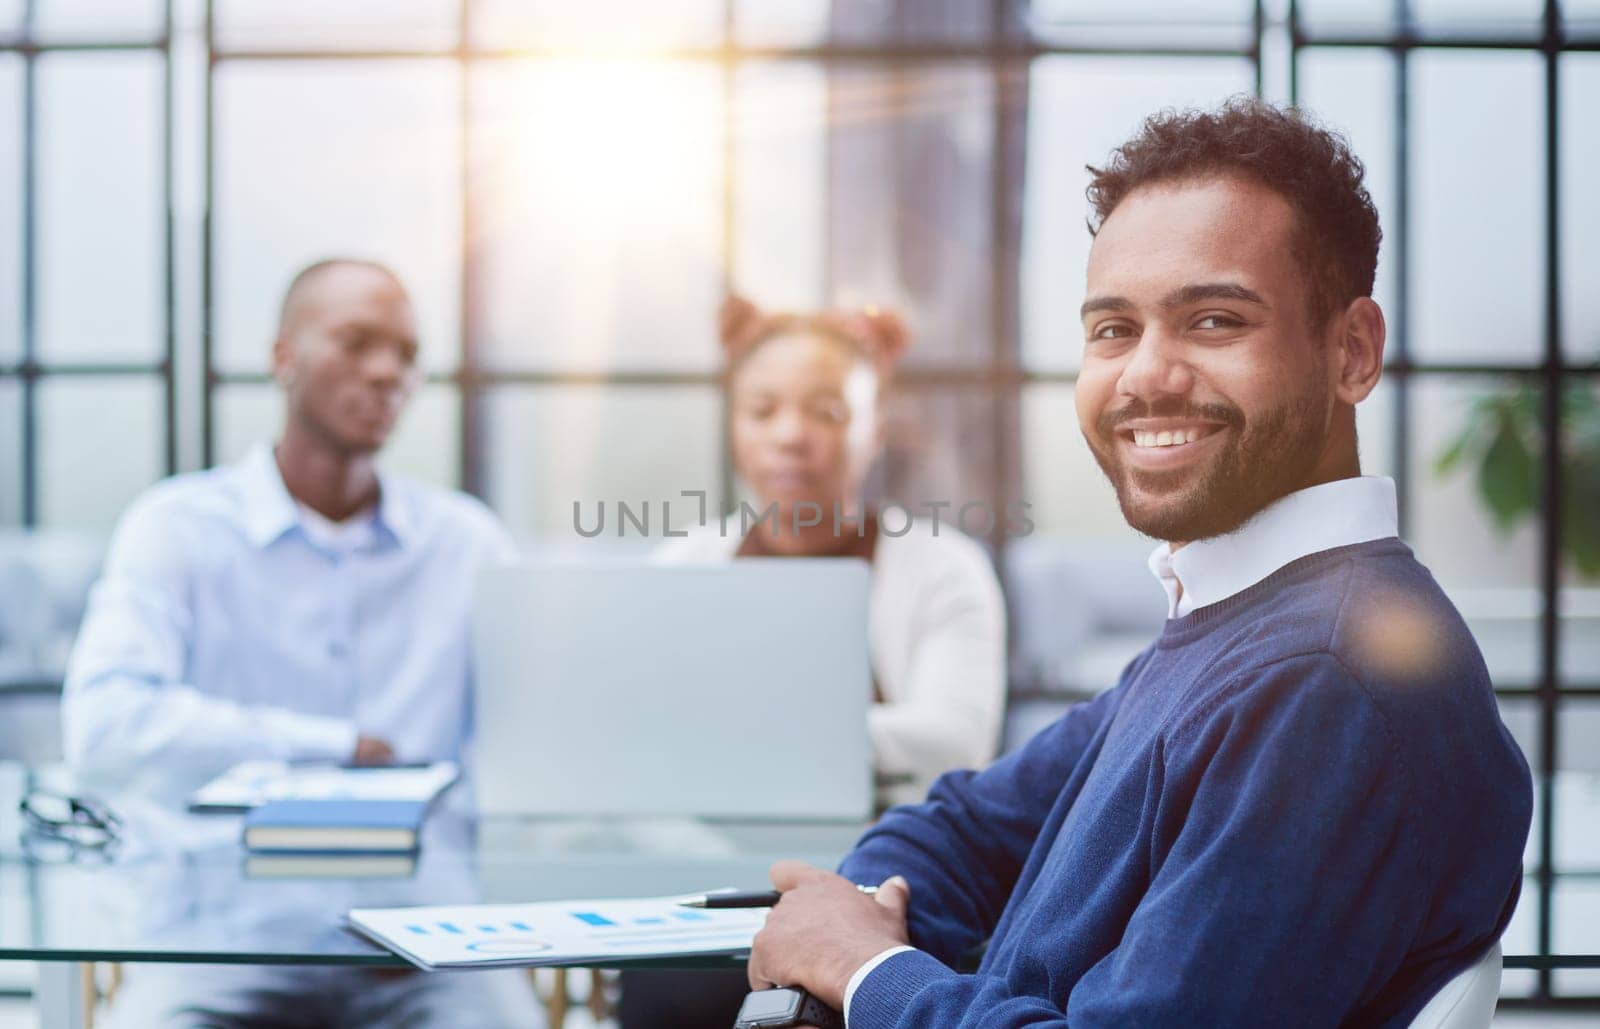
678, 885, 880, 909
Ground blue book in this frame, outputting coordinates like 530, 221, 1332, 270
243, 800, 428, 854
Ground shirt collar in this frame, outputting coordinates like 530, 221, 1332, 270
236, 443, 417, 551
1147, 476, 1399, 619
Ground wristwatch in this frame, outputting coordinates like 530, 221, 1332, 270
733, 986, 845, 1029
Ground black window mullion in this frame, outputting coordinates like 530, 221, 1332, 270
717, 0, 735, 514
162, 0, 176, 477
19, 0, 36, 527
989, 0, 1016, 567
1391, 0, 1412, 542
1252, 0, 1265, 96
458, 0, 481, 497
1288, 0, 1301, 105
1536, 0, 1566, 1002
200, 0, 216, 468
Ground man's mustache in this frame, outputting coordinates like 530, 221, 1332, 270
1096, 400, 1245, 440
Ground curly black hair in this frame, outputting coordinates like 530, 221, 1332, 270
1086, 95, 1381, 330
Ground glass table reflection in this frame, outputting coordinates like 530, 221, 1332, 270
0, 763, 866, 1026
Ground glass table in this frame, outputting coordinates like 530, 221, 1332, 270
0, 764, 866, 1027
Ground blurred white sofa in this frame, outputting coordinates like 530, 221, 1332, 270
0, 529, 104, 765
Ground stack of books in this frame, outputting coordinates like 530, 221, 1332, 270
189, 760, 460, 879
243, 798, 431, 854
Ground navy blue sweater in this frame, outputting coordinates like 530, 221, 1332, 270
840, 539, 1531, 1027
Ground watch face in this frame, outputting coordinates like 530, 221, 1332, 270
740, 988, 803, 1021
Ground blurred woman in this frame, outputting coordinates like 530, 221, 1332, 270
619, 296, 1007, 1029
659, 295, 1007, 805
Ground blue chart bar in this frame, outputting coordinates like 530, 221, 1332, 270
673, 911, 710, 922
510, 922, 533, 932
406, 925, 428, 936
479, 925, 498, 933
633, 917, 666, 925
572, 912, 616, 927
438, 922, 463, 934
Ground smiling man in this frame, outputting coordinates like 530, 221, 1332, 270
746, 98, 1532, 1027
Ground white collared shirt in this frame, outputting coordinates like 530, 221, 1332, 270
62, 443, 516, 800
1148, 476, 1399, 619
842, 475, 1400, 1025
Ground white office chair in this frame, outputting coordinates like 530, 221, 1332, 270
1407, 941, 1503, 1029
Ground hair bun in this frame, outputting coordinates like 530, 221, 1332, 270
719, 294, 769, 354
719, 293, 913, 374
822, 304, 911, 373
857, 306, 910, 367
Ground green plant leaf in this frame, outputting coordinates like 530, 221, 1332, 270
1433, 382, 1600, 571
1564, 453, 1600, 579
1476, 411, 1537, 532
1434, 422, 1480, 476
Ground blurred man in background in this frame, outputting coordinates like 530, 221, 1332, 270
63, 259, 540, 1027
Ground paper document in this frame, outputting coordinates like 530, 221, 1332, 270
347, 895, 767, 970
189, 761, 460, 813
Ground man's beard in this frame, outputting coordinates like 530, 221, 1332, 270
1087, 385, 1330, 543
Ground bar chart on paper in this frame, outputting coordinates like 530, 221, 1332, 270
347, 896, 768, 970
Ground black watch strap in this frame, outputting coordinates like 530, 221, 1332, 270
797, 991, 844, 1029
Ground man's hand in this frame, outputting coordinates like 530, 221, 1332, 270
746, 861, 912, 1012
351, 735, 396, 765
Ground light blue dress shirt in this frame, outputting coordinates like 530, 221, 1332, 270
62, 444, 515, 798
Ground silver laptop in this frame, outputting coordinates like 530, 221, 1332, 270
473, 561, 872, 820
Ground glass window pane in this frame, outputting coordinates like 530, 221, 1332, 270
1299, 0, 1543, 39
1561, 380, 1600, 685
1411, 0, 1544, 38
1295, 0, 1393, 34
732, 62, 826, 311
0, 378, 19, 526
36, 52, 165, 365
1014, 382, 1166, 694
213, 60, 461, 375
732, 0, 828, 47
1410, 377, 1542, 687
1552, 700, 1598, 997
828, 0, 992, 46
0, 55, 20, 366
1355, 375, 1398, 482
827, 62, 996, 369
36, 376, 164, 533
1494, 702, 1535, 1000
1019, 382, 1130, 541
1554, 878, 1600, 995
1029, 0, 1250, 21
214, 0, 459, 52
1408, 50, 1544, 366
1561, 55, 1600, 364
1297, 49, 1399, 336
1556, 699, 1600, 874
1027, 0, 1253, 49
483, 384, 721, 544
31, 0, 163, 42
1021, 56, 1255, 373
1499, 876, 1538, 997
215, 381, 460, 490
1569, 0, 1600, 36
470, 0, 722, 50
0, 0, 22, 34
472, 59, 722, 373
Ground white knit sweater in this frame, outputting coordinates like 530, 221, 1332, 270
656, 517, 1007, 805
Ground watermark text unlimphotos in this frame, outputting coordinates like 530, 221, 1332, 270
572, 490, 1033, 540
